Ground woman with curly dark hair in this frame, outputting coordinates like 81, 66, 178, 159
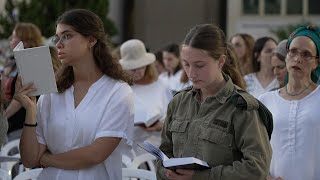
14, 9, 134, 179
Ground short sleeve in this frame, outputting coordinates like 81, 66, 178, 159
36, 95, 47, 145
95, 84, 134, 147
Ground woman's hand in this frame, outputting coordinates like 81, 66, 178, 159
13, 76, 37, 110
143, 121, 163, 132
165, 169, 194, 180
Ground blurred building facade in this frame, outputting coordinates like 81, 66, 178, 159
109, 0, 225, 51
1, 0, 319, 50
227, 0, 320, 40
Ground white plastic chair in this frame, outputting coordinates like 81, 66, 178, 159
122, 168, 156, 180
13, 168, 43, 180
122, 154, 132, 167
0, 139, 24, 178
0, 168, 10, 180
122, 149, 138, 167
1, 139, 20, 156
0, 154, 21, 175
128, 153, 156, 172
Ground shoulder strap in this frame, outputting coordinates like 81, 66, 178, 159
173, 85, 193, 97
231, 87, 273, 140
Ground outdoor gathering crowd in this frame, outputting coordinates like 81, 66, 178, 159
0, 8, 320, 180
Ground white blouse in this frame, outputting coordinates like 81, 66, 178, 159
244, 73, 279, 98
131, 80, 172, 154
159, 69, 184, 93
36, 75, 134, 180
259, 86, 320, 180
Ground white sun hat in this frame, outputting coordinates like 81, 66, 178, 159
119, 39, 155, 70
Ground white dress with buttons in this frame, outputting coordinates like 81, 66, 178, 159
36, 75, 134, 180
259, 86, 320, 180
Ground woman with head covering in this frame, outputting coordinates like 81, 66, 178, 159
259, 25, 320, 180
271, 39, 288, 88
119, 39, 172, 156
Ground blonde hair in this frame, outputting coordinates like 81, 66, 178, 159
138, 64, 158, 84
14, 22, 43, 48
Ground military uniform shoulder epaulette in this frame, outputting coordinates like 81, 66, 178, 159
231, 86, 259, 111
173, 85, 193, 97
232, 86, 273, 139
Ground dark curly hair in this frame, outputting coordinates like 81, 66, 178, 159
55, 9, 132, 93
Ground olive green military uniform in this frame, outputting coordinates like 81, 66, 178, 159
0, 112, 8, 145
156, 75, 271, 180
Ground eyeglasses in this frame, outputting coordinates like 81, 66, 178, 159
51, 33, 74, 45
287, 48, 318, 61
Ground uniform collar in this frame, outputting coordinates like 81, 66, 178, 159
190, 73, 234, 104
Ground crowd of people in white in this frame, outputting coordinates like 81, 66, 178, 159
0, 8, 320, 180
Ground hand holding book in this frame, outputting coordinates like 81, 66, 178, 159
139, 141, 210, 170
134, 97, 162, 128
13, 41, 57, 96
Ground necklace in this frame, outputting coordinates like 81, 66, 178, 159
285, 82, 313, 96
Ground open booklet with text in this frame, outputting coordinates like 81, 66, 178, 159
139, 141, 210, 170
134, 97, 161, 127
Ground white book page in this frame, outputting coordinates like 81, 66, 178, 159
13, 41, 57, 96
142, 141, 169, 161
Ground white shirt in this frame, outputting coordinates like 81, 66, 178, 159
131, 79, 172, 154
259, 86, 320, 180
159, 69, 185, 93
36, 75, 134, 180
244, 73, 279, 98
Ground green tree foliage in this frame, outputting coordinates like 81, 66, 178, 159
0, 0, 117, 39
270, 22, 312, 41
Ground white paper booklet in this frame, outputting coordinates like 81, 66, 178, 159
139, 141, 210, 170
134, 97, 161, 127
13, 41, 58, 96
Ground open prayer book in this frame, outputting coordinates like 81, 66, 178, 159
13, 41, 57, 96
139, 141, 210, 170
134, 97, 161, 127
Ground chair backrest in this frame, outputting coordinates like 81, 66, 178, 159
1, 139, 20, 156
0, 168, 10, 180
0, 139, 25, 178
128, 153, 156, 172
122, 154, 132, 167
13, 168, 43, 180
122, 168, 156, 180
0, 154, 22, 177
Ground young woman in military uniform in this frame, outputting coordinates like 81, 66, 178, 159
156, 24, 272, 180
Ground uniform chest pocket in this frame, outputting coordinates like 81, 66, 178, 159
199, 127, 229, 145
169, 120, 189, 156
169, 121, 189, 132
198, 126, 233, 166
